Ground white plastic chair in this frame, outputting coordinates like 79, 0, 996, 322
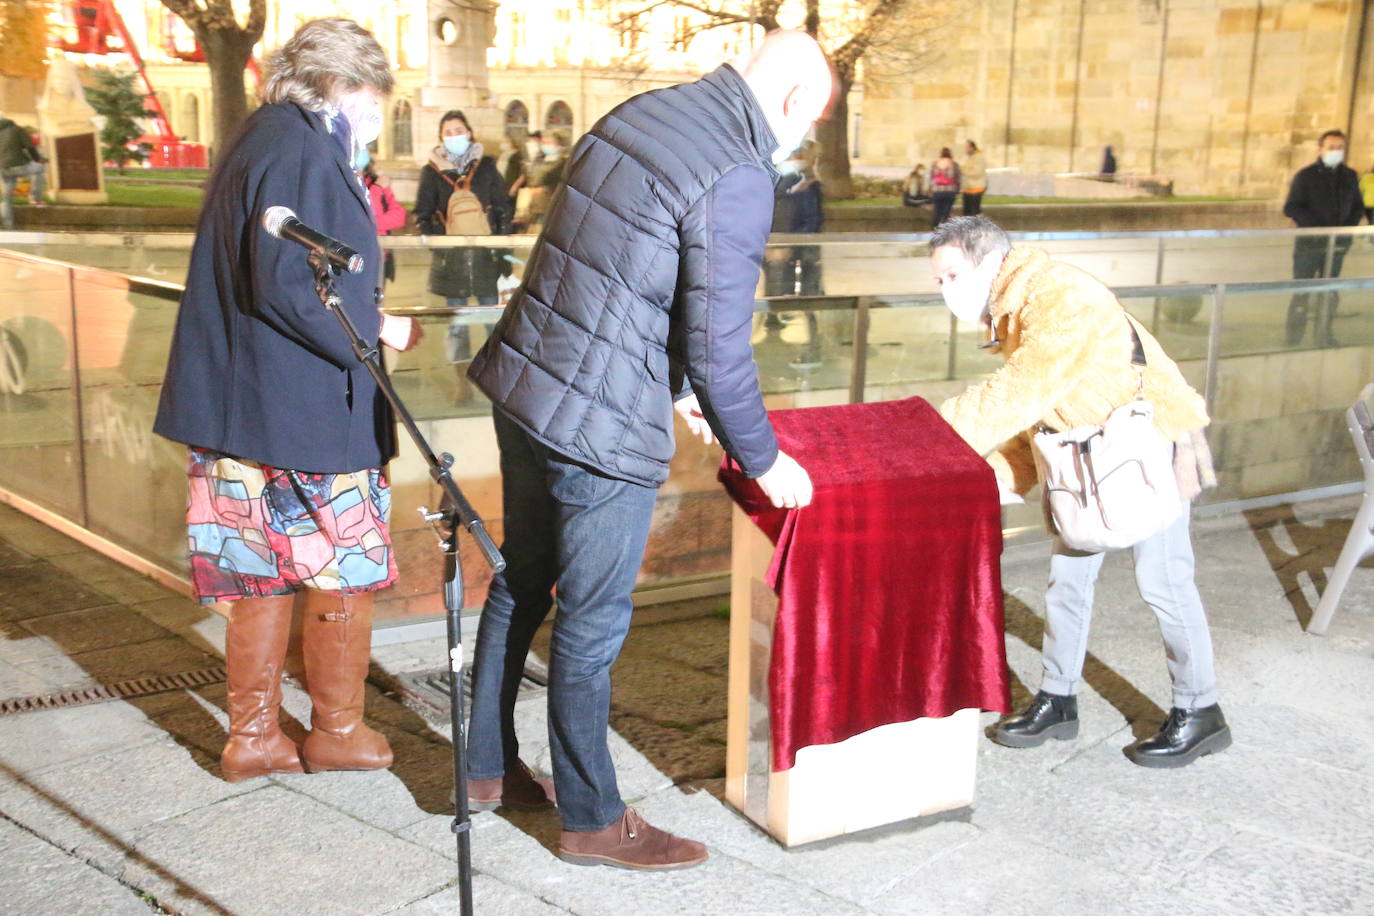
1309, 383, 1374, 635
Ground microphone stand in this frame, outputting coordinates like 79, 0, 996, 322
309, 250, 501, 916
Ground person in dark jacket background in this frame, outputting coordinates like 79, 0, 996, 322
413, 109, 512, 401
763, 140, 825, 369
1283, 129, 1363, 347
463, 30, 833, 871
153, 18, 421, 785
0, 116, 46, 229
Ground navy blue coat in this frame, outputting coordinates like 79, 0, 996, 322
469, 64, 781, 486
153, 102, 395, 473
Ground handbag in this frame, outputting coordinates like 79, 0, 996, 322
1030, 317, 1181, 552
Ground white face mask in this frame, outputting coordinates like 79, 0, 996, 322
1322, 148, 1345, 168
337, 91, 382, 147
771, 117, 812, 165
940, 253, 1002, 323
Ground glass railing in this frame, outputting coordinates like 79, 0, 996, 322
3, 227, 1372, 624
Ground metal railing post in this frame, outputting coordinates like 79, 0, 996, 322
67, 265, 90, 529
848, 298, 871, 405
1203, 282, 1227, 418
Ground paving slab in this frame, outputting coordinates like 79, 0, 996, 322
0, 701, 167, 773
44, 550, 175, 605
1173, 828, 1374, 914
1054, 731, 1374, 862
0, 507, 88, 557
388, 874, 571, 915
625, 785, 983, 909
15, 604, 177, 656
0, 560, 115, 621
0, 817, 152, 916
123, 785, 453, 916
399, 807, 869, 916
0, 736, 252, 873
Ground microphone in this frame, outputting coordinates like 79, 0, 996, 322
262, 206, 365, 275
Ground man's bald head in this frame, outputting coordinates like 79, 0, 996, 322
734, 30, 835, 161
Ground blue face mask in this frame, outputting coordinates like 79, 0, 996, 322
353, 147, 371, 171
443, 135, 471, 157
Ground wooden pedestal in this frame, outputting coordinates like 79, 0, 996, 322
724, 506, 979, 847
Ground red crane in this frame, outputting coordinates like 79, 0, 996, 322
51, 0, 209, 167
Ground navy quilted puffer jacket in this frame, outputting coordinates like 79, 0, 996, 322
469, 64, 782, 487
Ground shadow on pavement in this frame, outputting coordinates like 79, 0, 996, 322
1243, 505, 1356, 630
0, 760, 233, 916
1000, 592, 1167, 741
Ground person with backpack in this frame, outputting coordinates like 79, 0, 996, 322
929, 147, 961, 228
414, 109, 513, 401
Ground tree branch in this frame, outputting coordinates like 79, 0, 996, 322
831, 0, 910, 78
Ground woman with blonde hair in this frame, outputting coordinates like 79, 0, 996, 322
155, 17, 422, 783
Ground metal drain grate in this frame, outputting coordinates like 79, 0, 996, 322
393, 666, 547, 721
0, 667, 228, 716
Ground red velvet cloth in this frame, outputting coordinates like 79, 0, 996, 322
719, 397, 1011, 772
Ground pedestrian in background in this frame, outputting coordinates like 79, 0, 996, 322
962, 139, 987, 216
0, 115, 46, 230
1282, 129, 1362, 347
765, 141, 825, 370
1101, 145, 1117, 180
361, 159, 405, 287
1360, 162, 1374, 225
497, 133, 526, 196
413, 109, 513, 401
929, 147, 961, 228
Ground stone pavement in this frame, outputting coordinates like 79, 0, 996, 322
0, 496, 1372, 915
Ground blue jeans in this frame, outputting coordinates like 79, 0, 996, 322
1, 161, 46, 230
467, 407, 658, 831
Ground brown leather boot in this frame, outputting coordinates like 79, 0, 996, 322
221, 595, 304, 782
468, 759, 556, 811
299, 591, 393, 773
559, 808, 708, 870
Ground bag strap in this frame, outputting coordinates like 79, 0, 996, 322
1126, 317, 1146, 367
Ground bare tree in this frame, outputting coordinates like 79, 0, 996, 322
157, 0, 265, 159
598, 0, 952, 198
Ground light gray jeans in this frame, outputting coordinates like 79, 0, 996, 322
1, 161, 46, 230
1040, 504, 1219, 710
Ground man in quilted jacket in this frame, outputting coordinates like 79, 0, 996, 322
465, 30, 834, 869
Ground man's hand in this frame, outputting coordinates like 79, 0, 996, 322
379, 314, 423, 352
674, 394, 715, 445
755, 450, 813, 510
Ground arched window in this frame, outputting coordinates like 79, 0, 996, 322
545, 100, 573, 135
392, 99, 412, 158
505, 100, 529, 140
181, 94, 199, 142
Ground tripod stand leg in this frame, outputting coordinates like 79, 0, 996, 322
444, 517, 475, 916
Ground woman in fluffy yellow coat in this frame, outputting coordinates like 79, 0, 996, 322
930, 216, 1230, 769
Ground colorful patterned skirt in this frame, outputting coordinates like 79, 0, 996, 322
185, 448, 398, 604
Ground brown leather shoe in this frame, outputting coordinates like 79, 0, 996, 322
468, 759, 556, 811
221, 595, 304, 782
299, 592, 393, 773
559, 808, 708, 870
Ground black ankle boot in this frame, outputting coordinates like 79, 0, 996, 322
1127, 704, 1231, 768
993, 690, 1079, 748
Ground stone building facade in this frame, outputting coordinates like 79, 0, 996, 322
861, 0, 1374, 196
20, 0, 1374, 197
